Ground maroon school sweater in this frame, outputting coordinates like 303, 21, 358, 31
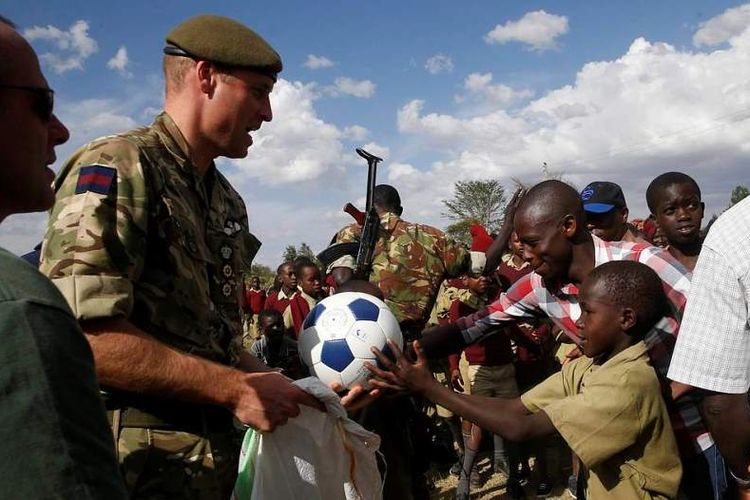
244, 288, 266, 315
266, 290, 292, 314
448, 300, 514, 369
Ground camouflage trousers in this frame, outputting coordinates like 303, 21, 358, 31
117, 427, 241, 499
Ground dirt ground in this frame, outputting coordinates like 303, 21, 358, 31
428, 453, 574, 500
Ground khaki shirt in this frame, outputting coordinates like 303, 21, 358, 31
41, 112, 259, 365
521, 342, 681, 499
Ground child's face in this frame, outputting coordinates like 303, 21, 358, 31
466, 275, 490, 295
576, 279, 627, 358
251, 277, 260, 289
260, 315, 284, 338
299, 266, 322, 295
652, 183, 704, 246
279, 265, 297, 290
508, 231, 523, 257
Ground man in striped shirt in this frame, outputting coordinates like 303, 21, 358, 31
420, 179, 714, 498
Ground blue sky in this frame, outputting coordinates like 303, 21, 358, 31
2, 1, 749, 266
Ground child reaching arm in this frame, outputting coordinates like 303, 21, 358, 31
368, 261, 682, 500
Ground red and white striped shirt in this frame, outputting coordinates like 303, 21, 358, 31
455, 235, 708, 456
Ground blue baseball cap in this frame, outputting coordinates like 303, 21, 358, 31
580, 181, 627, 213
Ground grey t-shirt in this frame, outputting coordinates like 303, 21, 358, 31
0, 247, 127, 499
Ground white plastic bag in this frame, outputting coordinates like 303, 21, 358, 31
233, 377, 382, 500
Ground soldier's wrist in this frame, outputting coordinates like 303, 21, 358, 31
211, 366, 247, 411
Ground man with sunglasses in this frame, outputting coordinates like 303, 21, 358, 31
40, 15, 319, 498
0, 17, 128, 498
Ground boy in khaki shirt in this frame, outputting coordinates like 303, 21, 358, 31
368, 261, 682, 499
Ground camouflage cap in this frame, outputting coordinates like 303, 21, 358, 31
165, 14, 282, 80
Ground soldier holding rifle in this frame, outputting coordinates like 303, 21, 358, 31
321, 148, 469, 499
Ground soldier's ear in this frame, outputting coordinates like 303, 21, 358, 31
195, 60, 216, 96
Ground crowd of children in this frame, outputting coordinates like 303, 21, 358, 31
241, 171, 736, 500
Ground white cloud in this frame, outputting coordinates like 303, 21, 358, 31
227, 79, 355, 185
107, 46, 131, 78
51, 75, 163, 167
24, 20, 98, 73
325, 77, 376, 98
56, 97, 142, 144
394, 29, 750, 228
694, 3, 750, 46
239, 197, 358, 268
343, 125, 369, 141
485, 10, 569, 52
304, 54, 335, 69
455, 72, 534, 107
387, 162, 418, 181
424, 53, 454, 74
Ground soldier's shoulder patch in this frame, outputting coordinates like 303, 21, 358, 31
75, 165, 117, 195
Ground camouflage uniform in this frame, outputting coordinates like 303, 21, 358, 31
335, 211, 468, 336
40, 112, 259, 499
336, 211, 468, 500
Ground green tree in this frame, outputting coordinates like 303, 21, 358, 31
298, 242, 316, 261
442, 179, 507, 245
282, 242, 321, 268
730, 185, 750, 207
282, 245, 298, 263
247, 263, 275, 289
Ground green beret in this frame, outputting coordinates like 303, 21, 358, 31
165, 14, 282, 79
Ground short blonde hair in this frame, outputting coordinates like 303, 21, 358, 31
162, 55, 195, 94
163, 56, 239, 95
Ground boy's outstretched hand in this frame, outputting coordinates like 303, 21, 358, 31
365, 340, 436, 394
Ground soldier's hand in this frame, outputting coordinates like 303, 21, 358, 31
229, 371, 323, 432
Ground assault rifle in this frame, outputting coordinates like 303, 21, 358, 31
317, 148, 383, 280
352, 148, 382, 278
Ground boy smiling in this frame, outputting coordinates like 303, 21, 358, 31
369, 261, 682, 499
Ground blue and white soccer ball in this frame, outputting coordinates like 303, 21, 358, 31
298, 291, 403, 390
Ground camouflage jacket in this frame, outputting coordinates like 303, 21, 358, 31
335, 211, 468, 324
40, 112, 259, 365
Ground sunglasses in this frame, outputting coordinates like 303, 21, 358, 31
0, 84, 55, 122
